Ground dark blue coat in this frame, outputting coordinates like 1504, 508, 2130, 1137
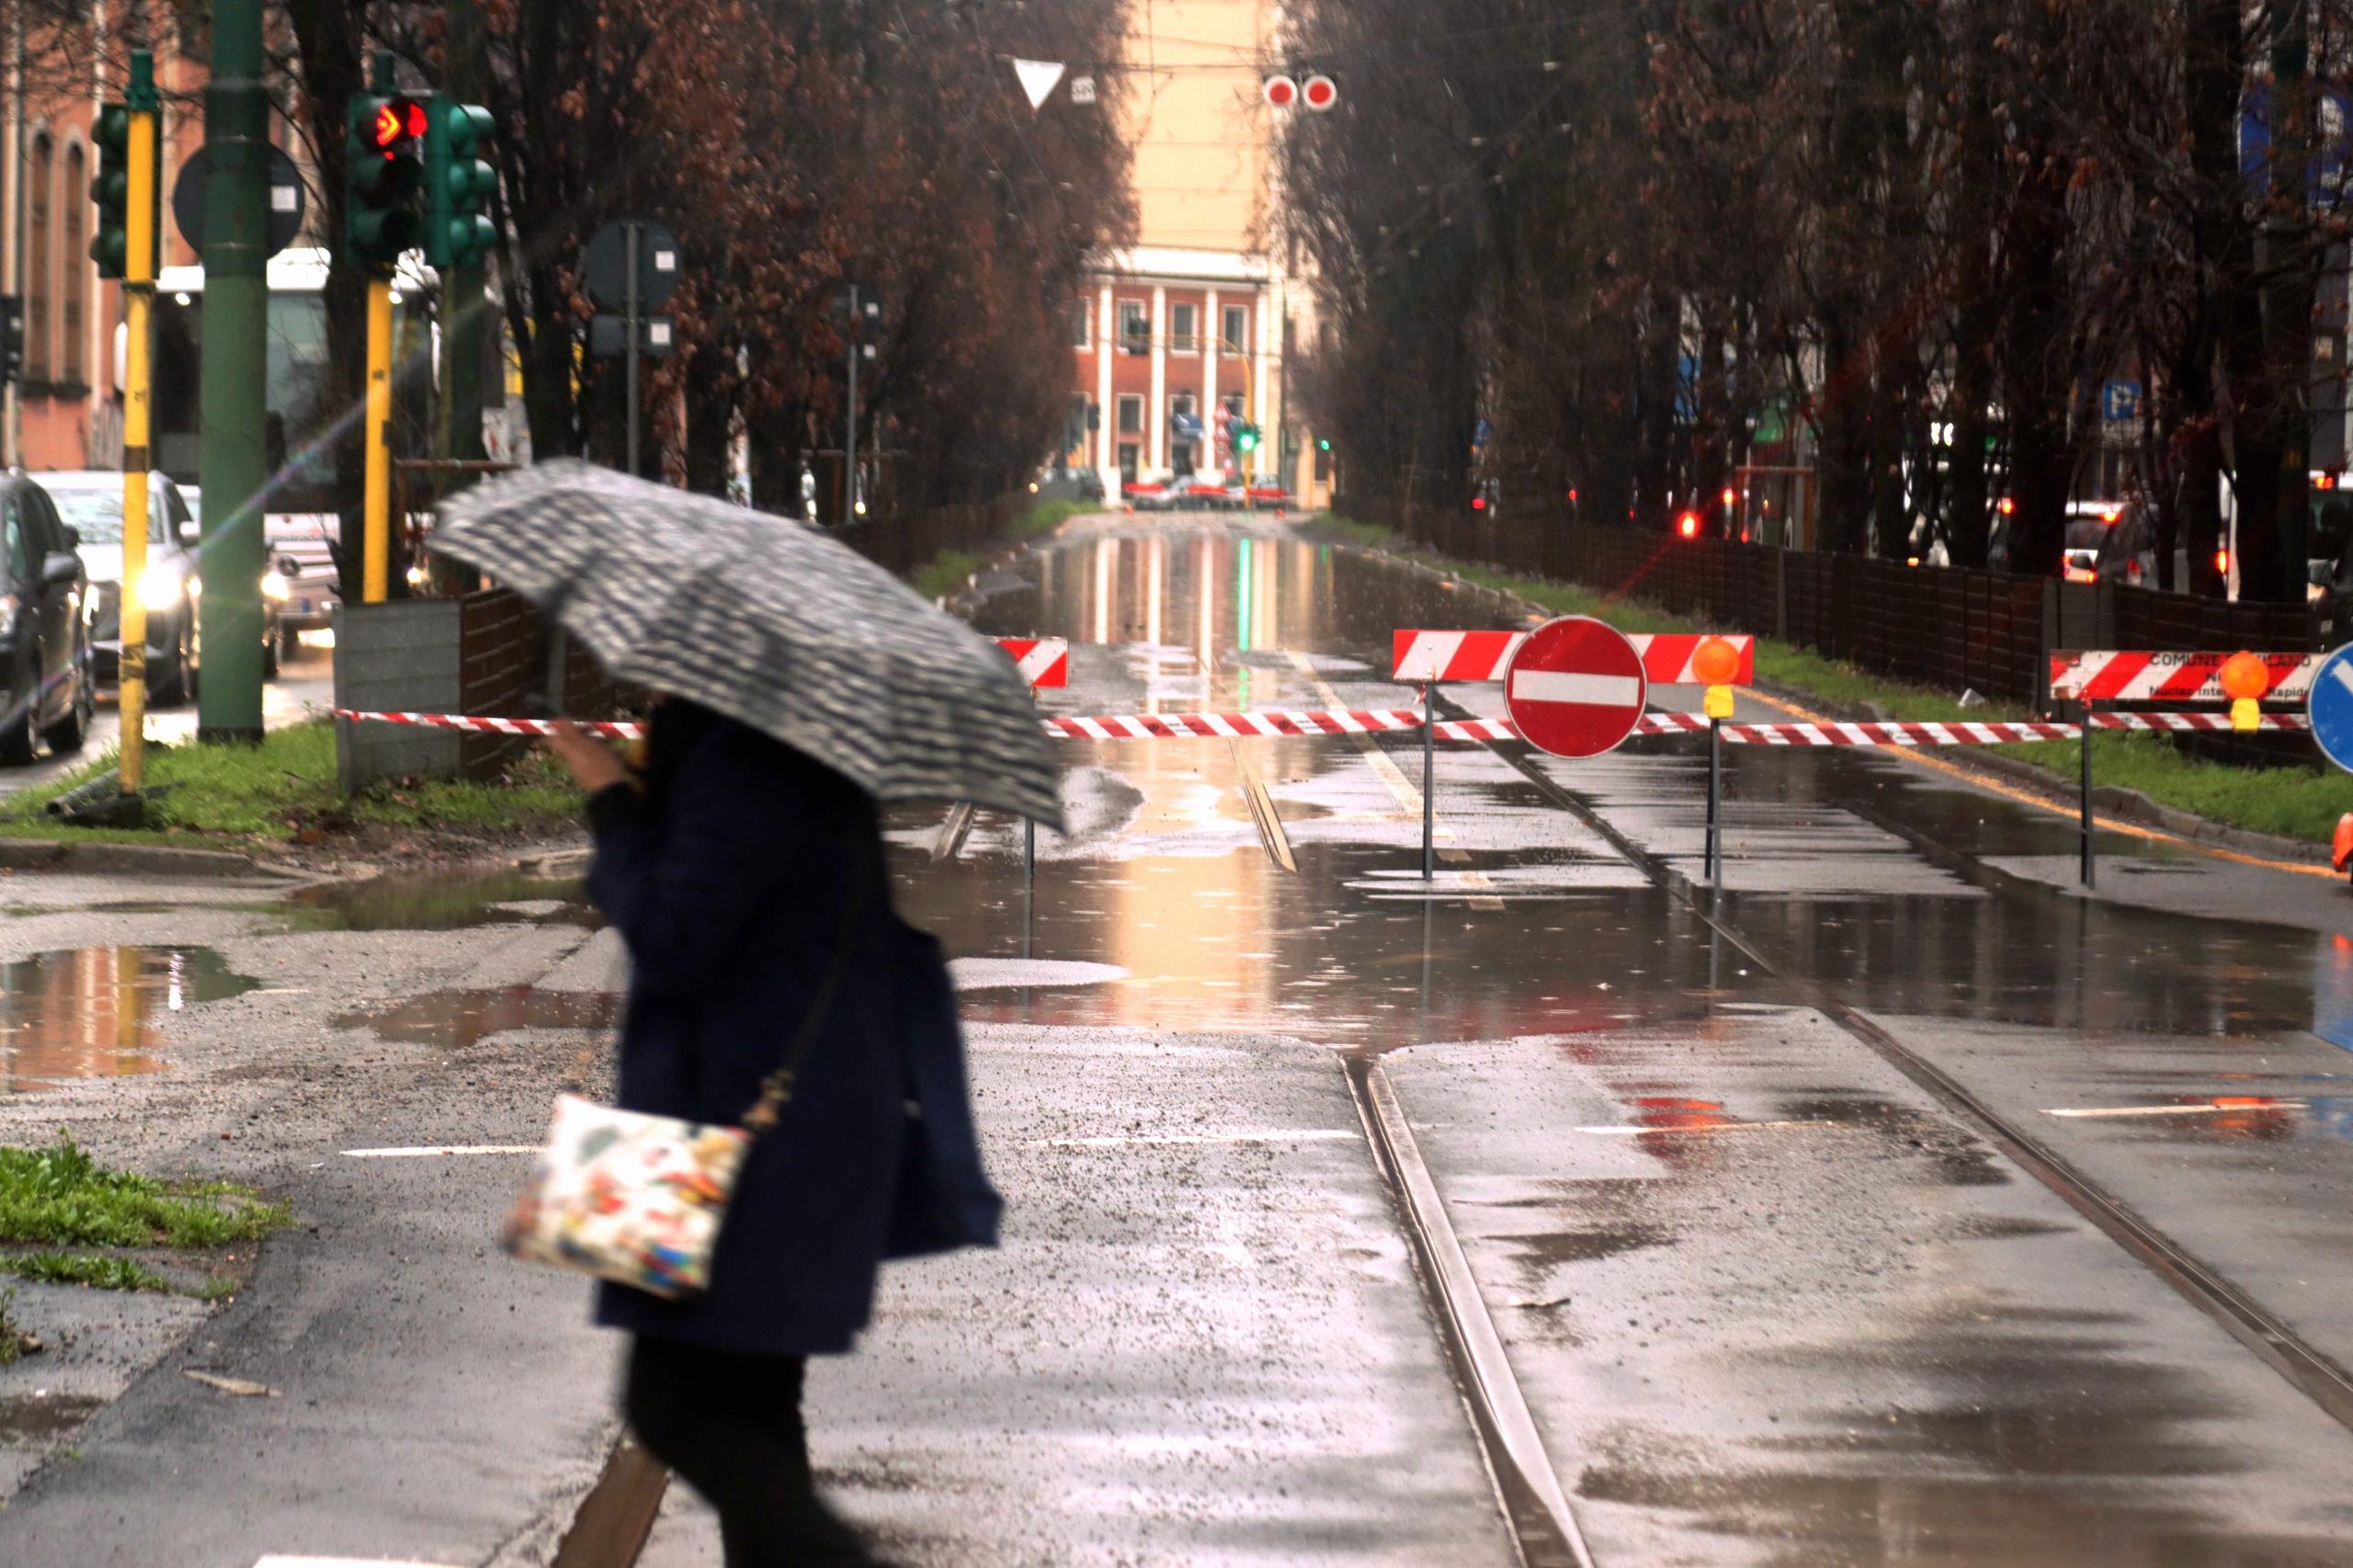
585, 712, 999, 1357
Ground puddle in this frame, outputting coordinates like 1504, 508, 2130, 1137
282, 870, 593, 933
0, 1391, 104, 1445
0, 947, 258, 1091
340, 985, 620, 1048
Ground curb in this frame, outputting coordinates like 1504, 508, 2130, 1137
0, 836, 312, 881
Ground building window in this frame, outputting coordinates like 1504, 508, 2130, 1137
1119, 443, 1140, 483
1072, 298, 1091, 349
60, 142, 85, 384
1173, 393, 1195, 417
1117, 393, 1142, 435
1119, 300, 1148, 356
1222, 305, 1247, 354
25, 132, 52, 381
1170, 303, 1197, 353
1223, 394, 1245, 419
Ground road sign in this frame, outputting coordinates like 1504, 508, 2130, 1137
172, 145, 305, 256
589, 312, 676, 358
583, 217, 681, 311
2049, 650, 2324, 703
1503, 616, 1648, 758
2307, 643, 2353, 773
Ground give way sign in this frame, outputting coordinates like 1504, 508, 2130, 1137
1504, 616, 1649, 758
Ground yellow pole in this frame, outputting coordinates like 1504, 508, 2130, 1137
117, 98, 158, 795
363, 277, 393, 603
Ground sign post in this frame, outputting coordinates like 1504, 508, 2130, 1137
2306, 643, 2353, 773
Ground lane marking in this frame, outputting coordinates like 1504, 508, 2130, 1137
341, 1144, 540, 1158
1033, 1130, 1360, 1148
2044, 1102, 2310, 1119
1745, 685, 2340, 880
1283, 650, 1506, 909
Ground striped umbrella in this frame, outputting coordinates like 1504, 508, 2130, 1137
430, 460, 1062, 827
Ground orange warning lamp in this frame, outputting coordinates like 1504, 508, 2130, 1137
1695, 636, 1739, 719
2220, 651, 2269, 733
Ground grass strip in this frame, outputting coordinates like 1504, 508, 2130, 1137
0, 1251, 174, 1292
1321, 517, 2353, 845
0, 722, 585, 845
0, 1140, 289, 1250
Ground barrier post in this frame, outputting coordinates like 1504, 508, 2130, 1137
2080, 707, 2096, 889
1706, 718, 1722, 886
1421, 680, 1436, 881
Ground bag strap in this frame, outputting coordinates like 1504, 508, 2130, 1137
739, 857, 874, 1135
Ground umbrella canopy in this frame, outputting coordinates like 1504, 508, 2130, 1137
431, 460, 1063, 827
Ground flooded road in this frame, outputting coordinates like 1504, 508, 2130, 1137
915, 517, 2353, 1562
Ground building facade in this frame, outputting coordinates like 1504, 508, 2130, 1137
1063, 0, 1331, 508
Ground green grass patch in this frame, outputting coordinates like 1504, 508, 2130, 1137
1017, 499, 1092, 538
0, 722, 585, 844
0, 1251, 173, 1292
1322, 515, 2353, 844
0, 1139, 288, 1250
910, 549, 985, 602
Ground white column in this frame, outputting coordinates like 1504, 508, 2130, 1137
1254, 284, 1275, 481
1096, 283, 1114, 479
1148, 283, 1168, 478
1202, 288, 1219, 474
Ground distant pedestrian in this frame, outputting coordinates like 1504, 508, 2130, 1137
544, 699, 1000, 1567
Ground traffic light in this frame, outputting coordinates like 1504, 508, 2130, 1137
423, 97, 498, 268
1316, 437, 1332, 451
1235, 422, 1260, 455
90, 103, 131, 278
347, 90, 426, 269
0, 296, 20, 381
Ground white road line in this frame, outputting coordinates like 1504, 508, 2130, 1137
254, 1558, 467, 1568
1033, 1130, 1360, 1148
340, 1144, 540, 1158
2042, 1102, 2307, 1119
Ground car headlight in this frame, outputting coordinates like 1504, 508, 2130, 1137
135, 563, 184, 612
261, 570, 290, 602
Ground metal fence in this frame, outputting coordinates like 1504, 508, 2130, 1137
1350, 499, 2328, 708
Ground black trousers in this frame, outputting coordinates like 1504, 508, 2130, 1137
624, 1335, 884, 1568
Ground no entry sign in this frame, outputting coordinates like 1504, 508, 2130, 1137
1504, 616, 1648, 758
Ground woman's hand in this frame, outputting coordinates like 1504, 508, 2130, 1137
545, 720, 632, 795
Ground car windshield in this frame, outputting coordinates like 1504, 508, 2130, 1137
2063, 518, 2112, 550
43, 483, 166, 545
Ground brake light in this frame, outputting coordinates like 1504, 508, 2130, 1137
1998, 496, 2017, 516
1677, 512, 1699, 539
2102, 504, 2123, 524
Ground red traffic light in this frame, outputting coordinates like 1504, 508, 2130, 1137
1263, 74, 1299, 109
1677, 511, 1699, 539
1471, 495, 1486, 512
1302, 74, 1337, 112
370, 97, 426, 153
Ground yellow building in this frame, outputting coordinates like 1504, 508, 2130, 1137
1063, 0, 1332, 508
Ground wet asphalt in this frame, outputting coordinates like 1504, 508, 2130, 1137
1, 517, 2352, 1564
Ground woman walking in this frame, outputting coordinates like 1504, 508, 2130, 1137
547, 700, 995, 1566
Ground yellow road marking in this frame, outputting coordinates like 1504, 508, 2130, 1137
1282, 651, 1504, 907
1743, 686, 2340, 881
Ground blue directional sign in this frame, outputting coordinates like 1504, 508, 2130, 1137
2307, 642, 2353, 773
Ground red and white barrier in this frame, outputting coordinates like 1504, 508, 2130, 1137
335, 710, 645, 740
1040, 709, 1426, 740
1392, 630, 1754, 686
2049, 650, 2323, 703
996, 637, 1070, 689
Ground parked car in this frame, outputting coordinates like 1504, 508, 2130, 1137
0, 472, 95, 762
40, 470, 286, 699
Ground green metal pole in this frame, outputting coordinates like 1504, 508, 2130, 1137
195, 0, 268, 744
439, 0, 488, 471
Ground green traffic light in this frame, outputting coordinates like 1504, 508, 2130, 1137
424, 97, 499, 268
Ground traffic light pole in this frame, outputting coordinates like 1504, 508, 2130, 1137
364, 276, 393, 602
117, 54, 159, 795
196, 0, 270, 744
625, 219, 642, 477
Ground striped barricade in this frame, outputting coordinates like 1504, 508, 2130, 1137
1392, 630, 1755, 685
995, 637, 1070, 689
2049, 650, 2323, 703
